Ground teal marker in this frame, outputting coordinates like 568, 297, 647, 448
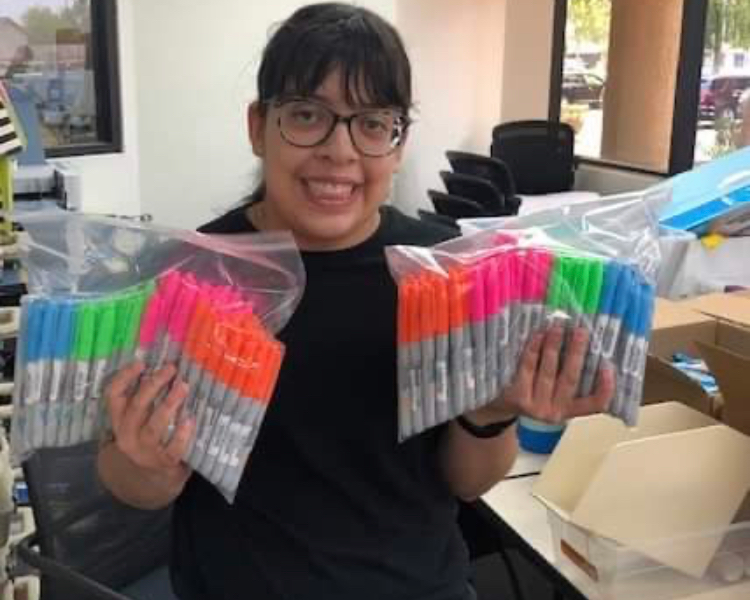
45, 299, 75, 447
29, 299, 58, 451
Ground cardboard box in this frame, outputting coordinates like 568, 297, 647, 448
644, 298, 719, 416
533, 402, 750, 600
644, 294, 750, 436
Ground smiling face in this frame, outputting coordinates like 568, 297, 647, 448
247, 70, 407, 251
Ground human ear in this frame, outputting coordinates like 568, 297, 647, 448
248, 101, 266, 158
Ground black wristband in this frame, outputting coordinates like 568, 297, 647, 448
456, 414, 518, 439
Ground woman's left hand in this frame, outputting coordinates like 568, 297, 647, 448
469, 326, 616, 425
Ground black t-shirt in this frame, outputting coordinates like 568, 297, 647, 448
170, 205, 470, 600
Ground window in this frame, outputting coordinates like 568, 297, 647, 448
551, 0, 750, 176
0, 0, 121, 157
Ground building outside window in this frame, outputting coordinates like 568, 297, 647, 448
0, 0, 120, 157
556, 0, 750, 175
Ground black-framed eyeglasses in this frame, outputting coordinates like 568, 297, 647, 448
272, 97, 411, 157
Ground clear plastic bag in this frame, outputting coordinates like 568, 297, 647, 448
11, 210, 305, 503
386, 188, 669, 440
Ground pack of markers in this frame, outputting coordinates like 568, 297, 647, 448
11, 211, 304, 503
387, 190, 667, 440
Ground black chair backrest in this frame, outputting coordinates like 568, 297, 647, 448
428, 189, 486, 219
490, 120, 576, 195
416, 209, 460, 232
20, 442, 172, 600
439, 171, 506, 215
445, 151, 518, 199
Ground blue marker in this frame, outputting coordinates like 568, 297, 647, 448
599, 265, 633, 417
580, 261, 621, 396
611, 271, 641, 420
30, 299, 58, 451
622, 281, 655, 426
45, 300, 74, 447
13, 297, 40, 457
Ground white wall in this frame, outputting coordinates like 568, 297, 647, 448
130, 0, 396, 229
394, 0, 556, 216
499, 0, 555, 122
56, 0, 652, 225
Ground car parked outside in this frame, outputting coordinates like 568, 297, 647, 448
699, 74, 750, 123
562, 71, 605, 107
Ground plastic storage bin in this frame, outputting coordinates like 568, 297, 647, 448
547, 510, 750, 600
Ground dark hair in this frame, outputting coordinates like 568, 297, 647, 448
257, 3, 412, 114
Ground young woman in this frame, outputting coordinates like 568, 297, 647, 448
98, 4, 614, 599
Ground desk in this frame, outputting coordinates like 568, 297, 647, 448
480, 457, 750, 600
505, 448, 547, 479
480, 454, 591, 600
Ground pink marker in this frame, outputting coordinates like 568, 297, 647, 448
495, 252, 513, 389
152, 279, 200, 412
519, 249, 538, 344
146, 270, 185, 371
506, 249, 525, 382
137, 293, 163, 366
532, 249, 554, 331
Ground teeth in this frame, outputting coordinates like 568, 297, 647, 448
307, 180, 354, 199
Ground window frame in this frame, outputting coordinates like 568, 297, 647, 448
549, 0, 710, 177
44, 0, 122, 158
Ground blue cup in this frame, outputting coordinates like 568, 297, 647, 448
517, 416, 566, 454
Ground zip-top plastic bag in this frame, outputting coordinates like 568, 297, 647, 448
386, 187, 669, 441
11, 210, 305, 503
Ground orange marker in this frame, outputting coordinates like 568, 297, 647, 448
397, 277, 415, 439
220, 339, 277, 493
198, 324, 246, 475
447, 267, 468, 415
433, 273, 451, 421
419, 273, 437, 429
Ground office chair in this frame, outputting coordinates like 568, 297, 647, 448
490, 120, 576, 195
445, 151, 522, 215
416, 209, 461, 232
15, 441, 176, 600
439, 171, 515, 217
428, 189, 487, 220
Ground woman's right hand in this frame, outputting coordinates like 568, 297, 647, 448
104, 361, 196, 492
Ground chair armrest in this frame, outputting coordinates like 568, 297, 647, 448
12, 493, 138, 600
15, 530, 133, 600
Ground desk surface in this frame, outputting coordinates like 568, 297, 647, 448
505, 447, 548, 479
483, 455, 750, 600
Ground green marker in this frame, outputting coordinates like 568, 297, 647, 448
545, 254, 564, 315
69, 302, 97, 444
583, 259, 605, 321
82, 299, 117, 442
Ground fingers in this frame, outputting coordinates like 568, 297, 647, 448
512, 326, 614, 424
564, 362, 616, 419
532, 327, 563, 403
120, 365, 177, 439
552, 328, 589, 402
164, 416, 196, 465
106, 361, 145, 434
508, 332, 544, 410
141, 377, 189, 449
